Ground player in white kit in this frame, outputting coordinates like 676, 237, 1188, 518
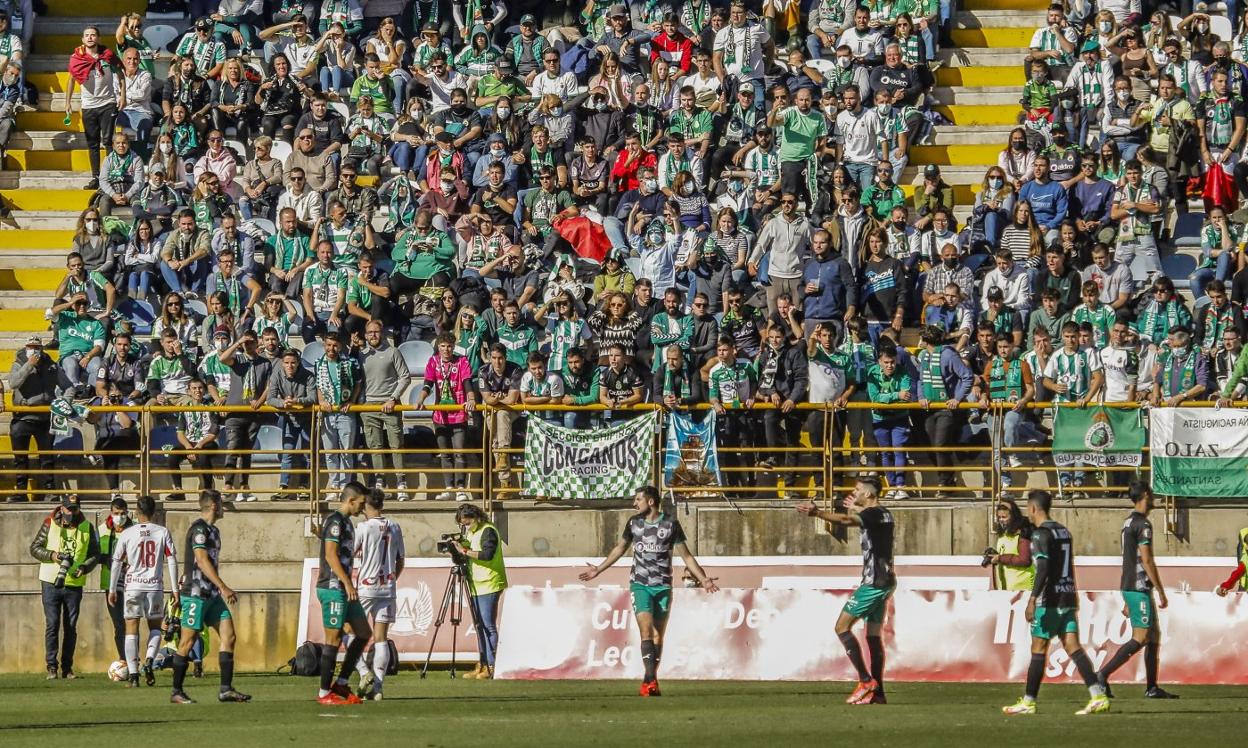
108, 495, 178, 688
353, 488, 405, 700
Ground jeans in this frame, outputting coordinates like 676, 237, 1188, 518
278, 415, 310, 488
159, 258, 208, 296
981, 209, 1006, 248
60, 352, 102, 392
41, 582, 83, 673
362, 411, 405, 485
846, 161, 875, 193
321, 412, 357, 488
921, 26, 936, 59
872, 418, 909, 488
388, 141, 428, 174
602, 215, 629, 250
301, 310, 341, 343
562, 410, 595, 430
107, 595, 126, 660
223, 415, 262, 486
318, 64, 356, 95
82, 104, 117, 178
126, 268, 154, 299
168, 443, 216, 490
923, 409, 958, 487
117, 109, 154, 155
472, 590, 502, 665
1189, 251, 1236, 300
806, 32, 832, 60
435, 423, 468, 489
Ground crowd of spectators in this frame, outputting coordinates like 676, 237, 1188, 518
5, 0, 1248, 502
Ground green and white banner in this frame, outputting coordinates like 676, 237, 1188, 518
1150, 408, 1248, 497
1051, 406, 1145, 468
523, 412, 658, 499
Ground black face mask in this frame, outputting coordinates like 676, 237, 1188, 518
452, 103, 468, 115
1216, 57, 1230, 69
1010, 140, 1026, 150
1052, 134, 1067, 146
892, 220, 906, 230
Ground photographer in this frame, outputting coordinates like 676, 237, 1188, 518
28, 494, 102, 679
453, 504, 507, 680
984, 499, 1035, 591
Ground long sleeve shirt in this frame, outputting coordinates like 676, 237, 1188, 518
1018, 178, 1068, 230
750, 214, 812, 279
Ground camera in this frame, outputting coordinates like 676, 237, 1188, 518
436, 532, 465, 556
980, 548, 997, 568
53, 554, 73, 589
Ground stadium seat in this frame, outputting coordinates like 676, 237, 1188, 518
1211, 14, 1232, 42
399, 340, 434, 375
224, 139, 247, 160
144, 24, 179, 53
330, 102, 350, 121
624, 257, 643, 278
184, 298, 208, 321
301, 341, 325, 368
252, 424, 284, 465
125, 299, 156, 336
269, 140, 293, 163
249, 217, 277, 238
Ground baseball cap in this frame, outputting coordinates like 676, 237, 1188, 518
213, 325, 232, 339
608, 3, 628, 16
421, 21, 439, 32
923, 164, 941, 177
149, 161, 167, 175
496, 56, 514, 72
739, 81, 755, 94
61, 494, 81, 511
520, 13, 536, 24
25, 335, 42, 346
195, 17, 213, 30
1080, 39, 1099, 53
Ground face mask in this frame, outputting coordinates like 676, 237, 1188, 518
160, 142, 173, 154
1011, 140, 1025, 150
551, 106, 563, 117
215, 339, 228, 352
1098, 21, 1111, 32
1216, 57, 1230, 68
681, 183, 694, 196
496, 107, 511, 119
1053, 134, 1067, 145
875, 103, 890, 116
989, 177, 1003, 190
1116, 90, 1130, 101
837, 57, 851, 69
1, 72, 15, 86
892, 220, 906, 230
593, 99, 607, 112
452, 103, 468, 114
85, 220, 100, 233
1198, 22, 1209, 33
490, 147, 505, 159
943, 258, 957, 269
441, 179, 455, 191
438, 145, 452, 155
728, 178, 745, 194
643, 178, 658, 192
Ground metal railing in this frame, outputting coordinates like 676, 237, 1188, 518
0, 400, 1222, 517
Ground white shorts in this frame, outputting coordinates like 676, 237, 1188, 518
123, 590, 164, 621
360, 596, 396, 624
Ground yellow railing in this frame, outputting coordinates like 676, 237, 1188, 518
0, 400, 1221, 513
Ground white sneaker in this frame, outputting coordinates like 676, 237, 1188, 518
373, 478, 385, 491
883, 489, 897, 500
435, 491, 455, 501
239, 491, 256, 502
1008, 455, 1023, 468
893, 489, 911, 500
456, 491, 471, 502
397, 483, 409, 501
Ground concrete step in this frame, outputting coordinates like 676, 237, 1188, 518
939, 47, 1031, 67
1, 189, 93, 212
4, 131, 88, 151
910, 143, 1000, 166
955, 10, 1047, 28
932, 86, 1023, 106
935, 66, 1025, 88
2, 149, 94, 171
0, 291, 56, 310
929, 125, 1016, 146
0, 268, 67, 292
0, 308, 56, 332
0, 170, 94, 190
4, 211, 97, 230
0, 228, 76, 248
950, 28, 1036, 49
935, 104, 1020, 126
962, 0, 1048, 10
41, 0, 146, 15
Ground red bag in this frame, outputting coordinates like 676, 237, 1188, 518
1203, 164, 1238, 214
553, 216, 611, 264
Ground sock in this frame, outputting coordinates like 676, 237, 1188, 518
1070, 649, 1103, 696
640, 639, 657, 682
125, 635, 140, 675
347, 637, 368, 676
218, 651, 234, 692
654, 642, 663, 676
1024, 653, 1045, 699
339, 635, 367, 684
145, 629, 162, 662
837, 631, 870, 682
319, 644, 339, 694
1144, 642, 1159, 689
372, 641, 390, 689
1100, 639, 1143, 680
866, 635, 885, 696
171, 654, 188, 693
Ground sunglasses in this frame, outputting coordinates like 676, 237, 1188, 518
290, 176, 305, 181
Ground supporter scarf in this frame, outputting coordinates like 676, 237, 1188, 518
315, 356, 353, 406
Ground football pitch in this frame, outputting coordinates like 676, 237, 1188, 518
0, 673, 1243, 746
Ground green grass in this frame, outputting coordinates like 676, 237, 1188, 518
0, 673, 1244, 746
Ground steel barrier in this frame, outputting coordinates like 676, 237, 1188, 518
0, 400, 1223, 516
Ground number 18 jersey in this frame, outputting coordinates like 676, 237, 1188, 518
113, 522, 177, 592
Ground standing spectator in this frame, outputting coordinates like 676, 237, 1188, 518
973, 334, 1035, 490
866, 344, 913, 499
360, 319, 410, 498
833, 86, 881, 191
857, 227, 905, 345
1043, 321, 1104, 495
168, 379, 219, 500
914, 325, 973, 498
267, 348, 315, 499
215, 330, 275, 502
769, 87, 826, 206
750, 192, 811, 316
478, 343, 521, 491
598, 343, 645, 420
8, 336, 56, 502
314, 332, 361, 490
30, 494, 101, 679
1151, 325, 1212, 409
1110, 159, 1162, 282
708, 336, 757, 496
713, 0, 773, 109
115, 48, 154, 158
754, 324, 808, 495
66, 27, 120, 190
416, 332, 476, 500
519, 350, 564, 427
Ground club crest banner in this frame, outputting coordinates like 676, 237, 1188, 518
523, 412, 658, 499
1051, 405, 1145, 468
663, 411, 721, 489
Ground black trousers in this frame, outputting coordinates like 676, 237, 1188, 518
107, 595, 126, 660
223, 415, 262, 484
923, 409, 958, 487
82, 104, 117, 178
41, 582, 82, 673
717, 412, 756, 490
11, 416, 54, 494
763, 408, 803, 485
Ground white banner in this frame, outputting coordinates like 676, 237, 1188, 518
1150, 407, 1248, 497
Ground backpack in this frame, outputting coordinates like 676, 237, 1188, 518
283, 640, 322, 676
365, 640, 400, 676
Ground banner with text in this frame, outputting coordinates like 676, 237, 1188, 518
1052, 406, 1145, 468
493, 587, 1248, 683
523, 412, 657, 499
1150, 407, 1248, 497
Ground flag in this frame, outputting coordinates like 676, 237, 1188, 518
663, 411, 721, 488
1051, 406, 1145, 468
1150, 407, 1248, 497
523, 412, 658, 499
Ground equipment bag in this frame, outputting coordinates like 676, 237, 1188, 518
284, 640, 322, 676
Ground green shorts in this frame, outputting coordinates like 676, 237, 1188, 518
630, 583, 672, 620
181, 594, 231, 632
1122, 590, 1156, 630
317, 587, 366, 631
843, 585, 895, 624
1031, 606, 1079, 640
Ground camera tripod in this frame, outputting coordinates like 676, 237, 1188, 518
419, 559, 494, 678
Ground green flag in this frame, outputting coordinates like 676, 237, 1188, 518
1052, 406, 1145, 468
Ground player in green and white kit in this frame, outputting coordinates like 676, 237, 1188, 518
1003, 490, 1109, 716
797, 476, 895, 705
1097, 479, 1178, 699
316, 482, 371, 705
579, 486, 719, 696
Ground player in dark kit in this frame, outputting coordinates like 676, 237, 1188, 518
579, 485, 719, 696
170, 490, 251, 704
797, 476, 895, 705
1097, 479, 1178, 699
316, 482, 371, 706
1003, 490, 1109, 716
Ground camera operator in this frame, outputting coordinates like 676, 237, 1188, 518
984, 499, 1035, 591
453, 504, 507, 680
28, 494, 102, 679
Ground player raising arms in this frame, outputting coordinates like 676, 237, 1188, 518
797, 476, 895, 706
1097, 479, 1178, 699
352, 488, 405, 701
109, 495, 178, 688
1003, 489, 1108, 716
171, 489, 251, 704
316, 482, 372, 705
579, 485, 719, 697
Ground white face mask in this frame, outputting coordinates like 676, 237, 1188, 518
876, 103, 890, 116
490, 147, 505, 159
837, 56, 851, 69
215, 339, 228, 352
441, 179, 455, 191
496, 107, 511, 119
681, 183, 694, 195
1198, 21, 1209, 33
988, 177, 1003, 190
1116, 89, 1130, 101
551, 106, 563, 117
85, 220, 100, 233
1098, 21, 1111, 32
643, 178, 658, 192
159, 142, 172, 154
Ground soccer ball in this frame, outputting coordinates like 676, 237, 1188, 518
108, 660, 128, 682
